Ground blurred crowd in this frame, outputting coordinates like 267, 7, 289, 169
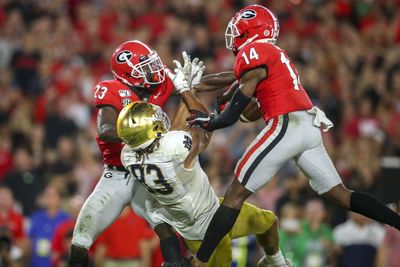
0, 0, 399, 266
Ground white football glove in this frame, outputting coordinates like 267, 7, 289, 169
181, 51, 206, 88
166, 60, 190, 94
190, 57, 205, 88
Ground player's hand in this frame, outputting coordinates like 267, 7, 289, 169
191, 256, 207, 267
182, 51, 192, 81
186, 109, 214, 131
166, 61, 190, 94
190, 57, 205, 88
181, 51, 205, 88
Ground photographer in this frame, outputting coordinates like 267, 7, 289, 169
0, 227, 21, 267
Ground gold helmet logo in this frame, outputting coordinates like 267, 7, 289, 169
117, 101, 170, 150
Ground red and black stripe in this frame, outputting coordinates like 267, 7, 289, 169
240, 114, 289, 186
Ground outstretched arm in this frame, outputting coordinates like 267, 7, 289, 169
172, 91, 212, 169
188, 67, 267, 131
195, 71, 236, 92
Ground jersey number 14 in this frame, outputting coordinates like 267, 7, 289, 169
241, 47, 301, 91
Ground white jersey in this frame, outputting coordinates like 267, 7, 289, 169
121, 130, 219, 240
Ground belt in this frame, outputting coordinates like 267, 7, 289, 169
105, 165, 128, 172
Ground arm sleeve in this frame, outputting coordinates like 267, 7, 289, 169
208, 89, 251, 131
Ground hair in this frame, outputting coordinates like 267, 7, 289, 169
135, 138, 160, 164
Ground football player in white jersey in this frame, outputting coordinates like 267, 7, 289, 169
118, 93, 292, 266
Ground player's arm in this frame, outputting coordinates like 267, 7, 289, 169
195, 71, 236, 92
188, 67, 267, 131
171, 91, 211, 169
97, 106, 122, 143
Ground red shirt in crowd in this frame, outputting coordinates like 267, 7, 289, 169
96, 208, 162, 265
0, 209, 25, 241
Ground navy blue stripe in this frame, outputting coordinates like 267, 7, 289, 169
240, 114, 289, 186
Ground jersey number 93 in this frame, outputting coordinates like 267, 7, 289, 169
129, 164, 173, 195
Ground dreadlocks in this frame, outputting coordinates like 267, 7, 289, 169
135, 138, 161, 164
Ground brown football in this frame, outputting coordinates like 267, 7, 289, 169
240, 98, 262, 122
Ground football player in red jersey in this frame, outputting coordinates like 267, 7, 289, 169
182, 5, 400, 267
69, 40, 235, 267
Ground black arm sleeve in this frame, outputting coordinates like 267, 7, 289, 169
208, 89, 251, 131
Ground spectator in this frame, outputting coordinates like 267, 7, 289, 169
28, 185, 69, 267
94, 207, 162, 267
275, 165, 310, 216
3, 148, 45, 216
51, 195, 84, 267
298, 199, 335, 267
278, 203, 302, 266
333, 212, 386, 267
9, 33, 41, 96
0, 227, 22, 267
0, 185, 27, 258
231, 236, 259, 267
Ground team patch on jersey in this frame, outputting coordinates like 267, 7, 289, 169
122, 98, 132, 107
240, 9, 256, 20
183, 135, 192, 151
116, 51, 133, 64
119, 90, 131, 97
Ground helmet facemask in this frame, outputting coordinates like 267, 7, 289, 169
126, 51, 165, 87
225, 18, 241, 50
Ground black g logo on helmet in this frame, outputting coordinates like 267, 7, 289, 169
116, 51, 133, 64
240, 9, 256, 20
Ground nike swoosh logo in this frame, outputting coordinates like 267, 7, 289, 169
153, 92, 161, 99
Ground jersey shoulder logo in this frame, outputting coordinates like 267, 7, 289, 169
122, 98, 132, 107
116, 51, 133, 64
240, 9, 256, 20
183, 135, 192, 151
119, 90, 131, 97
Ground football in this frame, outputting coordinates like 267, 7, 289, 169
240, 98, 262, 122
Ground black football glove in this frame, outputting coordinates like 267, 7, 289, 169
186, 109, 215, 131
162, 257, 191, 267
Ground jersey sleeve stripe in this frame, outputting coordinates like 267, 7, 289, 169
240, 114, 289, 187
234, 117, 278, 177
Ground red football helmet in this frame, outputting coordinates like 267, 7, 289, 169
225, 5, 280, 54
111, 40, 165, 88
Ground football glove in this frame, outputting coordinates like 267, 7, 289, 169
182, 51, 205, 88
186, 109, 215, 131
166, 61, 190, 94
190, 57, 205, 88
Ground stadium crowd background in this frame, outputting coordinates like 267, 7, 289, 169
0, 0, 399, 266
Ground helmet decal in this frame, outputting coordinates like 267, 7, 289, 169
116, 51, 133, 64
240, 9, 256, 20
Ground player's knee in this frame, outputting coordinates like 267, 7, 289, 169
71, 234, 93, 250
323, 184, 352, 209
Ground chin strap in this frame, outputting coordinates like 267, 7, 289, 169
237, 34, 259, 51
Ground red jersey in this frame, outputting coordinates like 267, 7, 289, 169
0, 209, 25, 241
233, 40, 313, 121
95, 209, 156, 259
93, 77, 174, 166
